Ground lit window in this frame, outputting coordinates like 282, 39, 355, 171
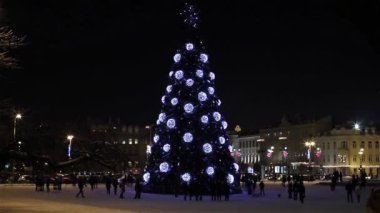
122, 141, 126, 145
353, 155, 357, 162
376, 141, 379, 149
135, 139, 139, 145
353, 141, 356, 149
129, 139, 133, 145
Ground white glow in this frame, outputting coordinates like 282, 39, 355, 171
203, 143, 212, 154
158, 113, 166, 123
143, 172, 150, 183
181, 173, 191, 182
169, 71, 174, 77
186, 43, 194, 51
206, 167, 215, 176
163, 144, 171, 152
167, 119, 176, 129
208, 87, 215, 95
174, 53, 181, 63
196, 69, 204, 78
209, 72, 215, 80
171, 98, 178, 106
153, 135, 160, 143
186, 79, 194, 87
183, 133, 194, 143
248, 167, 254, 174
200, 53, 208, 63
354, 123, 360, 130
222, 121, 228, 130
184, 103, 194, 114
201, 115, 209, 124
217, 99, 222, 106
156, 120, 160, 125
160, 162, 169, 173
175, 70, 184, 80
219, 136, 226, 145
146, 145, 151, 154
213, 112, 222, 121
161, 96, 166, 104
233, 163, 239, 172
228, 145, 233, 153
227, 174, 234, 184
166, 85, 173, 93
198, 92, 208, 102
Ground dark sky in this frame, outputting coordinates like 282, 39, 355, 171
2, 0, 380, 130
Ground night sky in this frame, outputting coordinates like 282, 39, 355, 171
2, 0, 380, 130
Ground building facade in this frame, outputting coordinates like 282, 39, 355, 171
316, 127, 380, 178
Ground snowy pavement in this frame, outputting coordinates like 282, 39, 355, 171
0, 182, 370, 213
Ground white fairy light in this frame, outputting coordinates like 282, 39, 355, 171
208, 87, 215, 95
206, 167, 215, 176
158, 113, 166, 123
213, 112, 222, 121
233, 163, 239, 172
184, 103, 194, 114
163, 144, 171, 152
175, 70, 184, 80
203, 143, 213, 154
166, 85, 173, 93
160, 162, 169, 173
196, 69, 204, 78
209, 72, 215, 80
183, 133, 194, 143
171, 98, 179, 106
186, 43, 194, 51
143, 172, 150, 183
198, 92, 208, 102
227, 174, 234, 184
186, 79, 194, 87
174, 53, 181, 63
201, 115, 209, 124
219, 136, 226, 145
181, 173, 191, 182
167, 119, 176, 129
153, 135, 160, 143
200, 53, 208, 63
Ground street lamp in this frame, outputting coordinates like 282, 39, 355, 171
358, 148, 364, 171
13, 113, 22, 143
305, 141, 316, 174
67, 135, 74, 159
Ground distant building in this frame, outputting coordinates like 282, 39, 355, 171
258, 115, 333, 174
316, 127, 380, 178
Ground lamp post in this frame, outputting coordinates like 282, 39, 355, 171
305, 141, 316, 175
13, 113, 22, 143
67, 135, 74, 160
359, 148, 364, 172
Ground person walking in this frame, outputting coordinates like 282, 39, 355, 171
75, 176, 86, 198
299, 182, 305, 204
354, 184, 361, 203
134, 178, 142, 199
293, 181, 299, 200
112, 176, 118, 196
119, 178, 126, 199
105, 175, 112, 195
45, 176, 51, 193
259, 181, 265, 197
287, 181, 293, 199
345, 182, 353, 203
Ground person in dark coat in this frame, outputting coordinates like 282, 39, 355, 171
288, 181, 293, 199
75, 176, 86, 198
134, 178, 142, 199
299, 182, 305, 204
119, 178, 126, 199
345, 182, 353, 203
45, 176, 51, 193
112, 176, 118, 195
105, 175, 112, 195
210, 179, 216, 201
259, 181, 265, 197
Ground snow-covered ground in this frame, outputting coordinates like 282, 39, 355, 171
0, 182, 370, 213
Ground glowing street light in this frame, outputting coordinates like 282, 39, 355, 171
67, 135, 74, 159
359, 148, 364, 170
305, 140, 316, 174
354, 123, 360, 130
13, 113, 22, 143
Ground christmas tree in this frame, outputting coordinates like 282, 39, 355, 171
144, 2, 239, 193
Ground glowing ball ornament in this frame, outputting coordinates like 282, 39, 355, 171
143, 172, 150, 183
198, 92, 208, 102
227, 174, 235, 184
183, 133, 194, 143
206, 167, 215, 176
181, 173, 191, 182
166, 85, 173, 93
200, 53, 208, 63
186, 79, 194, 87
158, 113, 166, 123
201, 115, 209, 124
171, 98, 179, 106
184, 103, 194, 114
153, 135, 160, 143
219, 136, 226, 145
167, 119, 176, 129
161, 96, 166, 104
213, 112, 222, 121
208, 87, 215, 95
173, 53, 181, 63
160, 162, 169, 173
248, 167, 254, 174
186, 43, 194, 51
228, 145, 233, 153
209, 72, 215, 80
217, 99, 222, 106
169, 71, 174, 77
175, 70, 184, 80
233, 163, 239, 172
163, 144, 171, 152
203, 143, 212, 154
222, 121, 228, 130
196, 69, 204, 78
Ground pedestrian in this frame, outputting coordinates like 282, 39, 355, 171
282, 175, 286, 188
45, 176, 51, 193
259, 181, 265, 197
299, 182, 305, 204
134, 178, 142, 199
354, 184, 361, 203
288, 181, 293, 199
112, 176, 118, 195
252, 179, 257, 197
75, 176, 86, 198
105, 175, 112, 195
293, 181, 299, 200
345, 182, 353, 203
119, 178, 126, 199
183, 181, 190, 201
224, 179, 230, 201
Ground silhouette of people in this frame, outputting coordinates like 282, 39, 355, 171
299, 182, 305, 204
345, 182, 353, 203
288, 181, 293, 199
119, 177, 126, 199
45, 176, 50, 193
112, 176, 118, 195
105, 175, 112, 195
183, 181, 190, 201
134, 178, 142, 199
293, 181, 299, 200
259, 181, 265, 197
75, 176, 86, 198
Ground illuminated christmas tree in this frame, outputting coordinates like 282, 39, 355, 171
144, 2, 238, 193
